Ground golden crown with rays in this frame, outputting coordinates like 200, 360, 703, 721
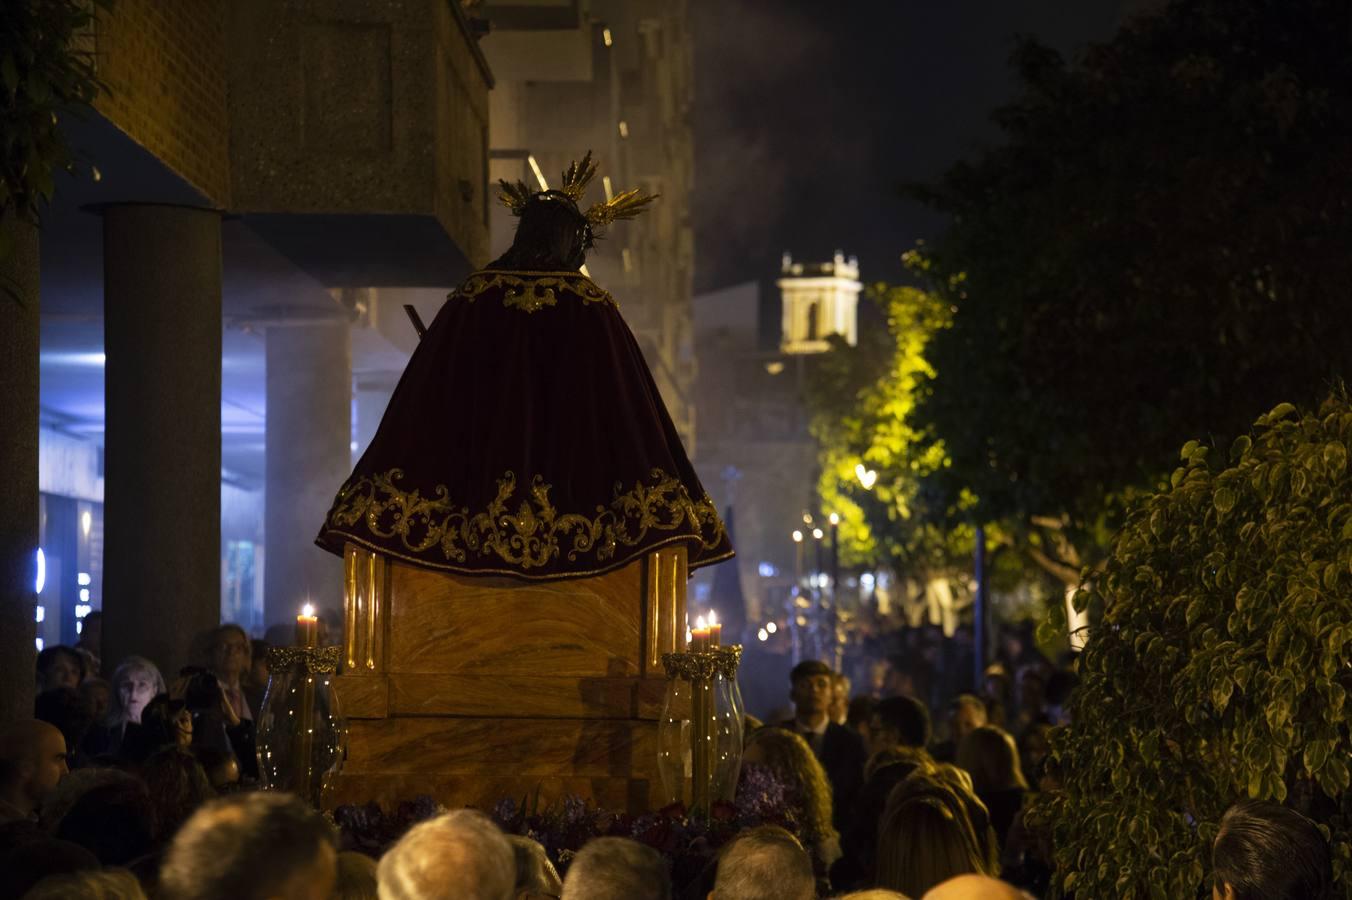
497, 151, 658, 227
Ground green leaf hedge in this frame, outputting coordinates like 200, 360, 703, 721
1031, 392, 1352, 899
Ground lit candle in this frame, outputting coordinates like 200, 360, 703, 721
707, 610, 722, 647
691, 614, 710, 652
296, 602, 319, 648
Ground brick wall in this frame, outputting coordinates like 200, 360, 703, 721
92, 0, 231, 206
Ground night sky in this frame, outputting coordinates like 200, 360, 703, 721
692, 0, 1133, 293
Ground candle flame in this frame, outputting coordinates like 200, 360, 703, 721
301, 603, 315, 618
708, 610, 717, 626
695, 615, 707, 629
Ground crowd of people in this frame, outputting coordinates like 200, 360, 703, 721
0, 620, 1336, 899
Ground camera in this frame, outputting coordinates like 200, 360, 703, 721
179, 666, 224, 711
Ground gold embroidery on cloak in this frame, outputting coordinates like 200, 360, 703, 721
455, 271, 615, 314
325, 467, 726, 571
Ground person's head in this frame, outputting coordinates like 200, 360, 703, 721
560, 837, 670, 900
207, 625, 250, 683
507, 835, 562, 900
956, 726, 1027, 794
788, 660, 834, 720
1042, 670, 1077, 724
335, 851, 379, 900
949, 695, 988, 745
109, 657, 166, 725
77, 611, 103, 651
1014, 666, 1046, 713
55, 778, 155, 866
876, 792, 987, 898
160, 792, 337, 900
139, 747, 216, 840
21, 867, 146, 900
0, 837, 100, 900
742, 727, 837, 844
39, 768, 139, 841
829, 673, 851, 725
710, 825, 813, 900
79, 679, 111, 723
36, 646, 86, 693
1017, 724, 1052, 781
0, 720, 69, 813
869, 695, 932, 756
922, 874, 1034, 899
981, 666, 1008, 703
248, 640, 270, 687
377, 809, 514, 900
1211, 800, 1332, 900
125, 695, 192, 761
34, 685, 95, 757
846, 695, 877, 743
865, 746, 932, 784
923, 765, 1000, 873
495, 190, 595, 271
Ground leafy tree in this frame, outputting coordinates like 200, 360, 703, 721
0, 0, 109, 257
910, 0, 1352, 582
1032, 394, 1352, 898
804, 281, 981, 585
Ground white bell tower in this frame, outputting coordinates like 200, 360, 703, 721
777, 250, 862, 354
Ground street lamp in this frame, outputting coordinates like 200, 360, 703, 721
792, 529, 804, 587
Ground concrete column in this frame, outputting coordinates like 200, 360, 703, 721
0, 213, 40, 723
264, 320, 351, 630
102, 204, 223, 681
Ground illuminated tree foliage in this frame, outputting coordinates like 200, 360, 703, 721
1032, 395, 1352, 898
804, 280, 976, 582
909, 0, 1352, 580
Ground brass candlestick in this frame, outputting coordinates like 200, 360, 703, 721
660, 645, 744, 816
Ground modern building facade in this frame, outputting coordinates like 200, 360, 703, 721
476, 0, 698, 449
2, 0, 492, 720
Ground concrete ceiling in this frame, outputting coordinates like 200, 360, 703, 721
37, 113, 450, 490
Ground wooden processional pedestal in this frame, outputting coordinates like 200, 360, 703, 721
330, 542, 687, 813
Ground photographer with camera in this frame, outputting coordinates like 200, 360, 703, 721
165, 626, 258, 780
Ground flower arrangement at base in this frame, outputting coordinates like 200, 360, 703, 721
332, 763, 800, 892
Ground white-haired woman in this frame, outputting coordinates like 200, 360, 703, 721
84, 655, 166, 757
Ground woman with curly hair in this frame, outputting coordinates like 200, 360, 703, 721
743, 726, 841, 879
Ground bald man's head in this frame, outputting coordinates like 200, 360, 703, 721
922, 875, 1035, 900
0, 720, 69, 814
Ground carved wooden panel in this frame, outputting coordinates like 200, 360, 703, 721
387, 674, 669, 720
386, 560, 643, 676
343, 718, 657, 778
332, 673, 389, 720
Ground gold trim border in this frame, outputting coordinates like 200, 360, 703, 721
318, 529, 733, 583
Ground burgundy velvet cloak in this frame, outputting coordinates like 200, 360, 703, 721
316, 269, 733, 580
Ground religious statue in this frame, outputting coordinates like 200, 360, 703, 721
316, 153, 732, 581
309, 156, 736, 813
